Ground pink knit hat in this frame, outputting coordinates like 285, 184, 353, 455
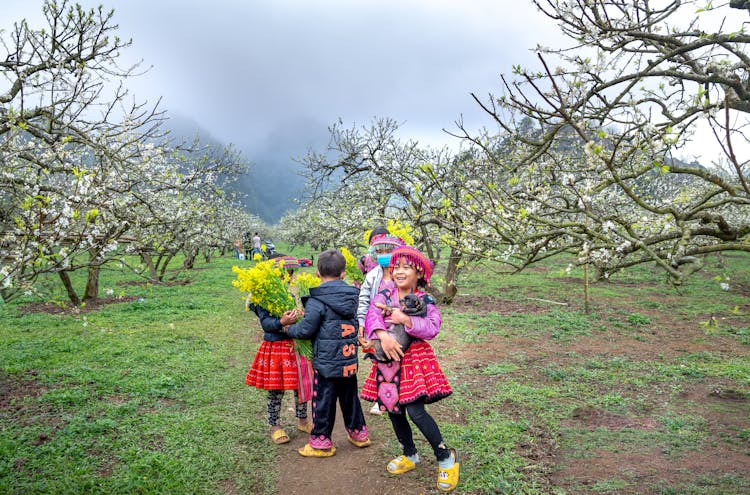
388, 245, 434, 283
272, 256, 301, 270
369, 234, 405, 249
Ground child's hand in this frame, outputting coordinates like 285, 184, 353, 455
280, 310, 298, 326
388, 307, 411, 326
357, 326, 373, 349
375, 330, 404, 361
374, 302, 393, 315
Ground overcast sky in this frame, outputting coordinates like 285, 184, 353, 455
5, 1, 741, 221
4, 0, 564, 153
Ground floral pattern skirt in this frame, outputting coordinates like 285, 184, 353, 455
361, 340, 452, 412
246, 340, 299, 390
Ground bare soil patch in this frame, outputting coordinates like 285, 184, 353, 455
18, 296, 139, 315
552, 447, 750, 494
451, 294, 548, 316
564, 406, 659, 430
0, 370, 64, 454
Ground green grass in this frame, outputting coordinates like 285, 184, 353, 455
1, 255, 276, 495
2, 248, 750, 494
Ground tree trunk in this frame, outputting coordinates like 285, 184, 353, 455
84, 264, 100, 301
183, 247, 198, 270
583, 263, 590, 314
439, 248, 462, 305
83, 248, 102, 301
58, 270, 81, 306
159, 252, 175, 282
140, 251, 158, 280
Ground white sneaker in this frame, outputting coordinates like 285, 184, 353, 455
369, 402, 383, 415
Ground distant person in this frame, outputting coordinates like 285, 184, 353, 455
361, 245, 459, 492
243, 231, 253, 258
232, 239, 243, 259
252, 232, 262, 259
281, 249, 370, 457
356, 232, 405, 415
245, 258, 311, 445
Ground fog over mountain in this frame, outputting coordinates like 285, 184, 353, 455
163, 114, 326, 222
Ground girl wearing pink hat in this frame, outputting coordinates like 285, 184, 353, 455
361, 245, 459, 492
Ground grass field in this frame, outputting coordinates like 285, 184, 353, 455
2, 248, 749, 494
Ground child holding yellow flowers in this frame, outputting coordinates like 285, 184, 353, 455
233, 255, 320, 445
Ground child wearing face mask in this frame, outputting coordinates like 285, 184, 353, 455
357, 226, 390, 278
356, 233, 405, 415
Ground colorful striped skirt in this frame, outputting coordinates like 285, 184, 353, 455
246, 340, 299, 390
361, 340, 452, 411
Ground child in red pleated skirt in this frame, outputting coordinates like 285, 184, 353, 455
360, 245, 459, 492
245, 257, 312, 444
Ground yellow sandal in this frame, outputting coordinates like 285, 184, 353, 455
298, 443, 336, 457
386, 455, 419, 474
436, 448, 460, 492
347, 435, 371, 448
297, 422, 313, 434
271, 428, 290, 445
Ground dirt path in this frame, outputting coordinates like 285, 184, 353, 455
276, 402, 441, 494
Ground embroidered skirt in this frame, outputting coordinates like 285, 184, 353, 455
246, 340, 299, 390
361, 340, 451, 410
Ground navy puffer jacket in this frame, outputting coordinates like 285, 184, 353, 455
249, 303, 293, 342
285, 280, 360, 378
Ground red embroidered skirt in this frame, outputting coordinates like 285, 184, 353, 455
246, 340, 299, 390
361, 340, 452, 406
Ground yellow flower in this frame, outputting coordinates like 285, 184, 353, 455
232, 261, 296, 317
387, 219, 415, 246
341, 247, 364, 285
292, 272, 321, 298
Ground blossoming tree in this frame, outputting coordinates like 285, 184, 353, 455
446, 0, 750, 283
292, 118, 479, 303
0, 1, 257, 303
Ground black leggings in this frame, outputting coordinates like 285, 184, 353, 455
388, 399, 450, 461
267, 389, 307, 426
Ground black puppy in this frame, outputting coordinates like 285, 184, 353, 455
369, 293, 427, 362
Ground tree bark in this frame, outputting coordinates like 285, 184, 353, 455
183, 247, 198, 269
140, 251, 158, 280
83, 248, 102, 301
439, 248, 461, 305
58, 270, 81, 306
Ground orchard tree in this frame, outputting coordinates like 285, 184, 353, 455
297, 118, 478, 303
119, 143, 251, 282
0, 1, 170, 303
278, 175, 393, 252
0, 1, 257, 304
448, 0, 750, 284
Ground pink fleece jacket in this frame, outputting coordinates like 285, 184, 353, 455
364, 287, 442, 341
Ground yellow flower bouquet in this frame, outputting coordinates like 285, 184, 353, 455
341, 247, 364, 286
232, 260, 321, 359
232, 260, 295, 317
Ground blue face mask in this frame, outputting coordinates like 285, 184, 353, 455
377, 254, 391, 267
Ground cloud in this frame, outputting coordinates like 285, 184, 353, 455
4, 0, 564, 220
